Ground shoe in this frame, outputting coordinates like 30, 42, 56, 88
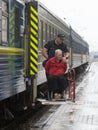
54, 93, 58, 99
58, 94, 62, 99
54, 93, 62, 99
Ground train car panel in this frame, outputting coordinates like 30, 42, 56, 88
0, 47, 25, 101
37, 70, 46, 85
82, 54, 87, 64
72, 53, 82, 68
0, 0, 25, 101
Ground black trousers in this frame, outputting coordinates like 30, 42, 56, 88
47, 74, 66, 94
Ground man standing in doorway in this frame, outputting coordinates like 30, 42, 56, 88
42, 34, 70, 67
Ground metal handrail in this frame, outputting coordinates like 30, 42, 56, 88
67, 68, 76, 102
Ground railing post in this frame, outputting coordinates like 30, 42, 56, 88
67, 68, 76, 102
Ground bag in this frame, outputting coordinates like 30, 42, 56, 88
42, 59, 48, 67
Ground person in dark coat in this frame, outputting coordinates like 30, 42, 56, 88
42, 34, 69, 67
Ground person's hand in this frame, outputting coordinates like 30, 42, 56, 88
62, 57, 66, 62
62, 57, 69, 63
65, 52, 70, 59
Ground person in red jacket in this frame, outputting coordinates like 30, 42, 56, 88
45, 49, 67, 99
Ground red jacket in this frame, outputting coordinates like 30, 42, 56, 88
45, 57, 67, 76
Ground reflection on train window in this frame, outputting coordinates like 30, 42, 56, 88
2, 1, 8, 44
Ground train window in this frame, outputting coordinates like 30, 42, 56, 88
45, 23, 47, 43
2, 1, 8, 44
49, 25, 51, 40
52, 27, 54, 40
2, 16, 8, 43
2, 1, 7, 12
9, 5, 20, 47
15, 6, 20, 46
47, 25, 49, 41
38, 22, 41, 50
40, 20, 43, 48
55, 29, 57, 37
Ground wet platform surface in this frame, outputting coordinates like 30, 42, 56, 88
34, 62, 98, 130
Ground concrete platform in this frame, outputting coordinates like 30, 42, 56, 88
34, 62, 98, 130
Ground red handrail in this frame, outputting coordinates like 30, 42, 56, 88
67, 68, 76, 102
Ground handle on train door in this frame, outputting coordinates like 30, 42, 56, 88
67, 68, 76, 102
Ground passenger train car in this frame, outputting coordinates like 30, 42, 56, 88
0, 0, 89, 118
